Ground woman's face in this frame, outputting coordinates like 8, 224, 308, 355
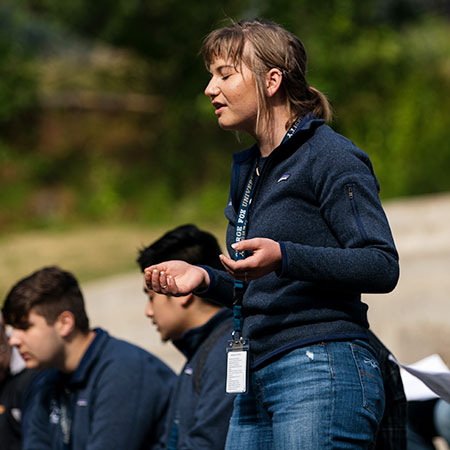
204, 56, 259, 136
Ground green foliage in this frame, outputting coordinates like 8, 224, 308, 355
0, 5, 38, 124
1, 0, 450, 231
309, 15, 450, 198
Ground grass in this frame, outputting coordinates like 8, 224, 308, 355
0, 222, 227, 304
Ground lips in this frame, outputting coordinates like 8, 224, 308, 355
212, 102, 226, 115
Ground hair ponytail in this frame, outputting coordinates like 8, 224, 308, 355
307, 86, 332, 123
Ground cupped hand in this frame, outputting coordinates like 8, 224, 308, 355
144, 260, 210, 295
220, 238, 282, 281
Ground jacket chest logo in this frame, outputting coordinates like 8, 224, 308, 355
277, 173, 291, 182
49, 401, 61, 425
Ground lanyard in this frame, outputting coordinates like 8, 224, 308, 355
231, 116, 305, 340
232, 159, 258, 341
281, 115, 303, 144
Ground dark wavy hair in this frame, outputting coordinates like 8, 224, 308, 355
2, 266, 90, 333
137, 224, 223, 272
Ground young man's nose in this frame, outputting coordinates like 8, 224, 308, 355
145, 301, 154, 318
8, 329, 22, 347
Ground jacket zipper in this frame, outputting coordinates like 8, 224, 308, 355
347, 184, 368, 241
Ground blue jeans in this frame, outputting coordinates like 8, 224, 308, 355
225, 340, 385, 450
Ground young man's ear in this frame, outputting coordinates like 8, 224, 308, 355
179, 293, 195, 308
266, 68, 283, 98
55, 311, 75, 337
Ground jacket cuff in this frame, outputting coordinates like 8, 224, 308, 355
193, 265, 216, 295
276, 242, 289, 278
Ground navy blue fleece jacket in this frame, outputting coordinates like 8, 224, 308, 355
161, 309, 234, 450
22, 328, 175, 450
201, 117, 399, 369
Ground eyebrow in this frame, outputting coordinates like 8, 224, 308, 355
210, 64, 236, 75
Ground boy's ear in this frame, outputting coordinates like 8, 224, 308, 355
179, 293, 195, 308
55, 311, 75, 337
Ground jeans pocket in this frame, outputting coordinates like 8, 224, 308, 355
350, 342, 385, 418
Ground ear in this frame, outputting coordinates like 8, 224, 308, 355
266, 68, 283, 98
55, 311, 75, 338
179, 293, 195, 308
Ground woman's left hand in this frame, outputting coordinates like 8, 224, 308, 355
220, 238, 282, 282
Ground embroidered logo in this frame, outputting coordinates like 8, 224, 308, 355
77, 398, 88, 407
184, 367, 193, 375
277, 173, 291, 182
49, 400, 61, 425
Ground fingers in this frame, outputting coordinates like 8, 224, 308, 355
144, 266, 175, 294
231, 238, 260, 253
220, 254, 255, 281
157, 270, 169, 290
220, 238, 281, 281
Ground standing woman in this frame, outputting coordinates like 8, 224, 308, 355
145, 18, 399, 450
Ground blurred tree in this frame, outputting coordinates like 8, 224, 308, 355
14, 0, 256, 206
0, 4, 38, 124
1, 0, 449, 230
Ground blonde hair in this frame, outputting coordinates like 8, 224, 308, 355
201, 19, 332, 134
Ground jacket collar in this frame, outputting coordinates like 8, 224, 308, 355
67, 328, 108, 386
173, 309, 232, 360
232, 114, 325, 165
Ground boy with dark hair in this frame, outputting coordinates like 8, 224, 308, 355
137, 224, 234, 450
2, 266, 175, 450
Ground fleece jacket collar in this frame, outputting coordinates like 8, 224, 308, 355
231, 115, 325, 165
173, 309, 232, 360
66, 328, 107, 387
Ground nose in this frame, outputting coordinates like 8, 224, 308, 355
204, 77, 219, 98
145, 301, 154, 318
8, 329, 22, 347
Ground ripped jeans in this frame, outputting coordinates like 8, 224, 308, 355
225, 340, 385, 450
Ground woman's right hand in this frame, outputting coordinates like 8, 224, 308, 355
144, 261, 210, 296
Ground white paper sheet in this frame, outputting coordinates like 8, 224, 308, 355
389, 353, 450, 403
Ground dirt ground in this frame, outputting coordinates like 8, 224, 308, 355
83, 191, 450, 373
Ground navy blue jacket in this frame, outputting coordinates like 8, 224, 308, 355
22, 329, 175, 450
201, 117, 399, 369
0, 350, 35, 450
162, 309, 234, 450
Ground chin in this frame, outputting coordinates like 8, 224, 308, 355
218, 121, 235, 131
217, 116, 234, 129
24, 360, 39, 370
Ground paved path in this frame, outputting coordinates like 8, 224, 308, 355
83, 192, 450, 373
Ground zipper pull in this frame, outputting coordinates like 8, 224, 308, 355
348, 186, 354, 200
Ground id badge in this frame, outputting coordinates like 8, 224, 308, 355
226, 339, 250, 394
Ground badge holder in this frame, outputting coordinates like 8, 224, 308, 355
226, 330, 250, 394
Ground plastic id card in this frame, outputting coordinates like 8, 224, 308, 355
226, 340, 249, 394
